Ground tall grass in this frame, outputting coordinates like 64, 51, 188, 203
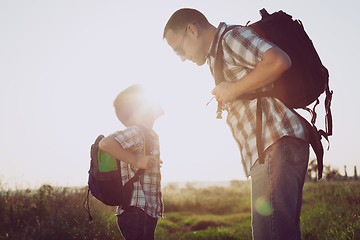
0, 184, 121, 240
162, 181, 251, 214
301, 181, 360, 240
0, 180, 359, 239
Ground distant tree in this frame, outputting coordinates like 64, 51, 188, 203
344, 165, 348, 180
354, 166, 358, 180
306, 159, 345, 181
324, 165, 341, 181
306, 159, 318, 181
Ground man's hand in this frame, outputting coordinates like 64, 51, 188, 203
212, 81, 239, 103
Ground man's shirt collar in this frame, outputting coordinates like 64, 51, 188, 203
207, 22, 227, 59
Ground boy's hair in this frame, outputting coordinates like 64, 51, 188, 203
113, 84, 145, 125
163, 8, 210, 39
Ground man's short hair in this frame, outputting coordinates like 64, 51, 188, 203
163, 8, 210, 39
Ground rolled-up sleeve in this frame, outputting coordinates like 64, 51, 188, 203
223, 27, 274, 69
112, 126, 143, 150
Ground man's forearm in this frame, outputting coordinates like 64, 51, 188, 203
212, 46, 291, 103
233, 46, 291, 96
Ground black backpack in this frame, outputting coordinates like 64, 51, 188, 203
214, 9, 333, 179
83, 130, 150, 220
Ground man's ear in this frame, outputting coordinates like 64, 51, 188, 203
187, 23, 199, 38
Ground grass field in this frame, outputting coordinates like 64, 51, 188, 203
0, 180, 359, 240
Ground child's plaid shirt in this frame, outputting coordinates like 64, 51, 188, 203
112, 125, 163, 219
207, 23, 307, 177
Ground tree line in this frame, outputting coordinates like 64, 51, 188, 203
306, 159, 359, 181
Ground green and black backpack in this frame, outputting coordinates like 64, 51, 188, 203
84, 129, 150, 220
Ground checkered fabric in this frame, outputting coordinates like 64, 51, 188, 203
112, 125, 163, 218
207, 22, 307, 177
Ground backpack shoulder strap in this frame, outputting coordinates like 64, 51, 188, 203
214, 25, 240, 119
214, 25, 238, 86
90, 135, 104, 165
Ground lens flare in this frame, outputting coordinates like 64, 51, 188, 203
255, 196, 273, 216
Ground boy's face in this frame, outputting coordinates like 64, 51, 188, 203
115, 101, 164, 127
150, 103, 164, 120
138, 102, 164, 123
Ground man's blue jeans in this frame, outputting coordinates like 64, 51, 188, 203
250, 136, 309, 240
117, 207, 158, 240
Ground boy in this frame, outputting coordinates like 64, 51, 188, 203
99, 84, 164, 240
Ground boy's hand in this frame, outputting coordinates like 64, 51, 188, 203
134, 155, 156, 169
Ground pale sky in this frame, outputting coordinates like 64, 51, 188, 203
1, 0, 359, 189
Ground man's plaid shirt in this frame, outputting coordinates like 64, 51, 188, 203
112, 125, 163, 219
207, 22, 307, 177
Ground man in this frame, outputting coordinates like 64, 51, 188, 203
163, 8, 309, 240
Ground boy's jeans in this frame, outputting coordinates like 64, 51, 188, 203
117, 207, 158, 240
250, 136, 309, 240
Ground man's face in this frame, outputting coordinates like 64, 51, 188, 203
165, 25, 207, 66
